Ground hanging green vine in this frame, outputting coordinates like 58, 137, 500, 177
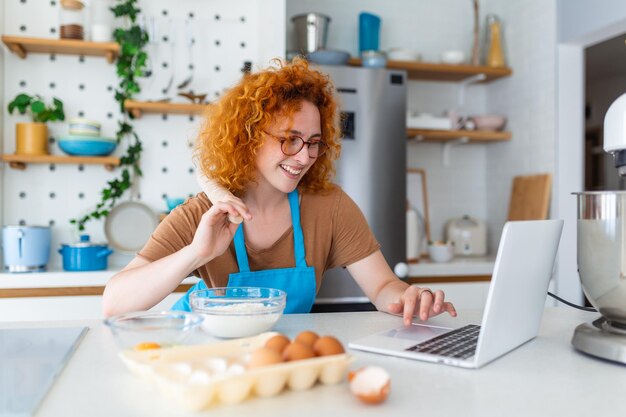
70, 0, 148, 231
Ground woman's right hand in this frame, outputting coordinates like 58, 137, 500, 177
189, 201, 245, 263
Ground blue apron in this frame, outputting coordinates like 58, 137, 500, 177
171, 190, 316, 313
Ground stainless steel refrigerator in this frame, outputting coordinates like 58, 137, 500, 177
313, 65, 407, 311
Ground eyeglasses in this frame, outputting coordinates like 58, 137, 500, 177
264, 131, 328, 158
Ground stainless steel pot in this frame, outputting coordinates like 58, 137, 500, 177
574, 191, 626, 326
291, 13, 331, 54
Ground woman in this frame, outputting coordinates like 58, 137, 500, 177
102, 58, 456, 325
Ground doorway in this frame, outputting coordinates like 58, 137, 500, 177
584, 33, 626, 191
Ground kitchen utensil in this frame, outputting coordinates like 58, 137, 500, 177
427, 241, 454, 263
470, 114, 507, 131
177, 19, 194, 90
104, 176, 158, 254
104, 201, 158, 254
291, 13, 331, 54
445, 215, 487, 256
161, 21, 175, 96
178, 91, 207, 104
507, 174, 552, 221
190, 287, 286, 338
307, 49, 350, 66
58, 136, 116, 156
104, 310, 204, 351
572, 191, 626, 364
359, 12, 381, 53
68, 118, 101, 136
58, 234, 112, 271
2, 225, 51, 272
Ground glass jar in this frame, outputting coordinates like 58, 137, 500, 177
91, 0, 114, 42
484, 14, 506, 67
59, 0, 85, 40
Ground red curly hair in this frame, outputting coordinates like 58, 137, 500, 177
195, 57, 341, 195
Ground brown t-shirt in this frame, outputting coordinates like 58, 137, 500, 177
138, 186, 380, 293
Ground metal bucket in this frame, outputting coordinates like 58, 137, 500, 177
291, 13, 331, 54
574, 191, 626, 327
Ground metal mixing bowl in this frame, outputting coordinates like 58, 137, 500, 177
575, 191, 626, 326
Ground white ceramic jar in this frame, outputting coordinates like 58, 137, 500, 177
91, 0, 114, 42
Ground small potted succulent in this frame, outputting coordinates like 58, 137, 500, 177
7, 93, 65, 155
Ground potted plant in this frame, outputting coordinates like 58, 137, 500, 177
7, 93, 65, 155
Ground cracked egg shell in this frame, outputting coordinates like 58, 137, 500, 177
348, 366, 391, 404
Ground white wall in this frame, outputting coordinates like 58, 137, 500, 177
484, 0, 558, 249
2, 0, 285, 269
558, 0, 626, 45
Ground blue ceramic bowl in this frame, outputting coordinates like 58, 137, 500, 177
59, 137, 117, 156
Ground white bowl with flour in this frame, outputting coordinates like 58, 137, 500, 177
190, 287, 286, 338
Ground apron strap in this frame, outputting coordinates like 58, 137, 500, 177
232, 224, 251, 272
288, 190, 307, 268
232, 189, 307, 272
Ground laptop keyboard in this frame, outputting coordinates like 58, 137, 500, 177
405, 324, 480, 359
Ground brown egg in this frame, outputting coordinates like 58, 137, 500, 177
294, 330, 319, 347
282, 342, 316, 361
247, 347, 283, 369
313, 336, 345, 356
264, 334, 291, 353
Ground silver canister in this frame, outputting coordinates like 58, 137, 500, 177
574, 191, 626, 326
291, 13, 331, 55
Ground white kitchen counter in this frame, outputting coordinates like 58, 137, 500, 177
2, 308, 623, 417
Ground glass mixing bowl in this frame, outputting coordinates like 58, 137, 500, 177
190, 287, 286, 339
104, 310, 204, 351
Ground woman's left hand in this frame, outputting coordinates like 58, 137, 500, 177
388, 286, 457, 326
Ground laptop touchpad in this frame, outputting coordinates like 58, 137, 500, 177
383, 324, 453, 343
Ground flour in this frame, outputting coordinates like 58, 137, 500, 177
195, 303, 282, 338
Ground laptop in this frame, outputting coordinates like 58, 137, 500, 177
349, 220, 564, 369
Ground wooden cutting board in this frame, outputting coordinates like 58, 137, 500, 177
507, 174, 552, 220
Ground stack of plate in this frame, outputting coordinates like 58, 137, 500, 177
59, 118, 117, 156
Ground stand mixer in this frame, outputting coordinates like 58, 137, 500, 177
571, 93, 626, 364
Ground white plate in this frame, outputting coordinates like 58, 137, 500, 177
104, 201, 158, 254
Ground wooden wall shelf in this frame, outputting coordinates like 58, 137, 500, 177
1, 35, 119, 63
407, 128, 511, 143
348, 58, 512, 82
1, 154, 120, 171
124, 100, 208, 118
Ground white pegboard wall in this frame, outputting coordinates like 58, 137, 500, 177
2, 0, 285, 268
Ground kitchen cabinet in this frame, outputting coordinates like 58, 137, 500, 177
1, 35, 119, 63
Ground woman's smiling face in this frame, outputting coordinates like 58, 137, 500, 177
254, 100, 322, 194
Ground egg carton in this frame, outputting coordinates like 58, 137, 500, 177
119, 332, 354, 410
